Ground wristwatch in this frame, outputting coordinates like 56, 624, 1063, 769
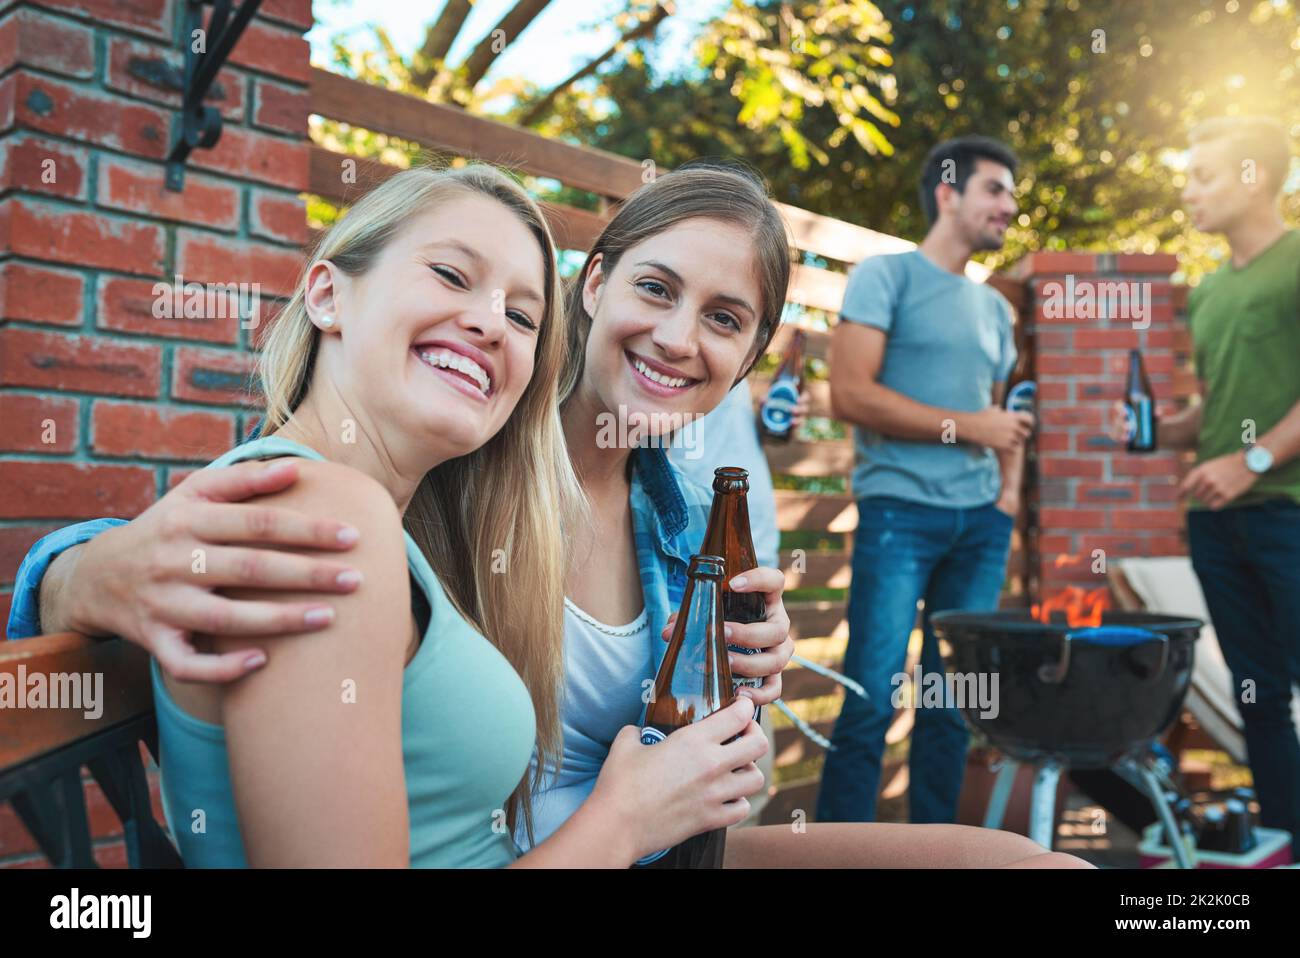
1244, 443, 1274, 474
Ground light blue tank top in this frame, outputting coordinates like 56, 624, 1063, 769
152, 436, 537, 867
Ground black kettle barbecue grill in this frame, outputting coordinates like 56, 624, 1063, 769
931, 609, 1204, 867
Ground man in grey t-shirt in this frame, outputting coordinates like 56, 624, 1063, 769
817, 136, 1034, 824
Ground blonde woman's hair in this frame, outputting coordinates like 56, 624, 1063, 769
258, 163, 584, 844
561, 160, 793, 403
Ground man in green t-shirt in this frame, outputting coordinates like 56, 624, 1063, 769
1115, 116, 1300, 857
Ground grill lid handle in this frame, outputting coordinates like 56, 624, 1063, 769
1037, 626, 1168, 685
1070, 626, 1170, 683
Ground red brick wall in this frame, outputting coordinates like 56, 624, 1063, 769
1010, 252, 1195, 600
0, 0, 312, 867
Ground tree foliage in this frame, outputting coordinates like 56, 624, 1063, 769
549, 0, 1300, 280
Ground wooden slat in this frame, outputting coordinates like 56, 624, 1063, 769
780, 549, 851, 589
311, 68, 647, 199
788, 539, 1015, 591
308, 144, 399, 202
0, 635, 151, 770
788, 264, 847, 313
774, 491, 855, 532
774, 720, 835, 765
767, 439, 854, 477
538, 201, 610, 253
781, 545, 1026, 592
780, 666, 844, 703
787, 600, 847, 641
308, 145, 611, 252
766, 323, 828, 362
759, 757, 909, 826
776, 204, 912, 265
757, 776, 821, 826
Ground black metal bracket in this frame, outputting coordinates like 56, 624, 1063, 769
0, 714, 183, 868
165, 0, 264, 191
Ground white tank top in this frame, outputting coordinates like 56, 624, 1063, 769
517, 598, 652, 850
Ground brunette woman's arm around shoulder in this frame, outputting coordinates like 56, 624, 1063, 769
206, 459, 413, 867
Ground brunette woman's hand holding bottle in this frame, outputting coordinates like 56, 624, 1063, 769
661, 565, 794, 708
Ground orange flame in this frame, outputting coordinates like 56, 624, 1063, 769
1031, 586, 1112, 628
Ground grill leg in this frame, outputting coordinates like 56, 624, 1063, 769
1134, 763, 1195, 869
1028, 763, 1062, 850
983, 760, 1019, 830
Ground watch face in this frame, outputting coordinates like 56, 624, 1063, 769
1245, 446, 1273, 474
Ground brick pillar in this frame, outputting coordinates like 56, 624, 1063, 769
0, 0, 313, 635
0, 1, 312, 867
1012, 251, 1193, 601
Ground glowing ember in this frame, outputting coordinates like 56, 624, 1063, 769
1031, 586, 1112, 628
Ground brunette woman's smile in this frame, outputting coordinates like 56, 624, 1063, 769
625, 349, 701, 396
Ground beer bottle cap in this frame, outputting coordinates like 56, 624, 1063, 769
712, 466, 750, 492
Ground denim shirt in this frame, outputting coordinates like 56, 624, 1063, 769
629, 445, 714, 684
7, 518, 127, 640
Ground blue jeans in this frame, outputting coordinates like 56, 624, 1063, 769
1188, 500, 1300, 859
816, 497, 1013, 824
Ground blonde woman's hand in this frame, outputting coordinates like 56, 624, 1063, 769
593, 697, 768, 863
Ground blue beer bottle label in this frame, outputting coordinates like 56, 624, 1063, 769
640, 727, 666, 746
1125, 399, 1153, 448
1135, 396, 1154, 448
760, 379, 799, 434
1007, 380, 1036, 414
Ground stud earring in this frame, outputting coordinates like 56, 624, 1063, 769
319, 314, 335, 329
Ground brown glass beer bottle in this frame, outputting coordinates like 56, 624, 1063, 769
1124, 348, 1158, 453
701, 466, 767, 719
635, 554, 735, 869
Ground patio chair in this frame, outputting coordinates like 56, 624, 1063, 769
0, 633, 182, 868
